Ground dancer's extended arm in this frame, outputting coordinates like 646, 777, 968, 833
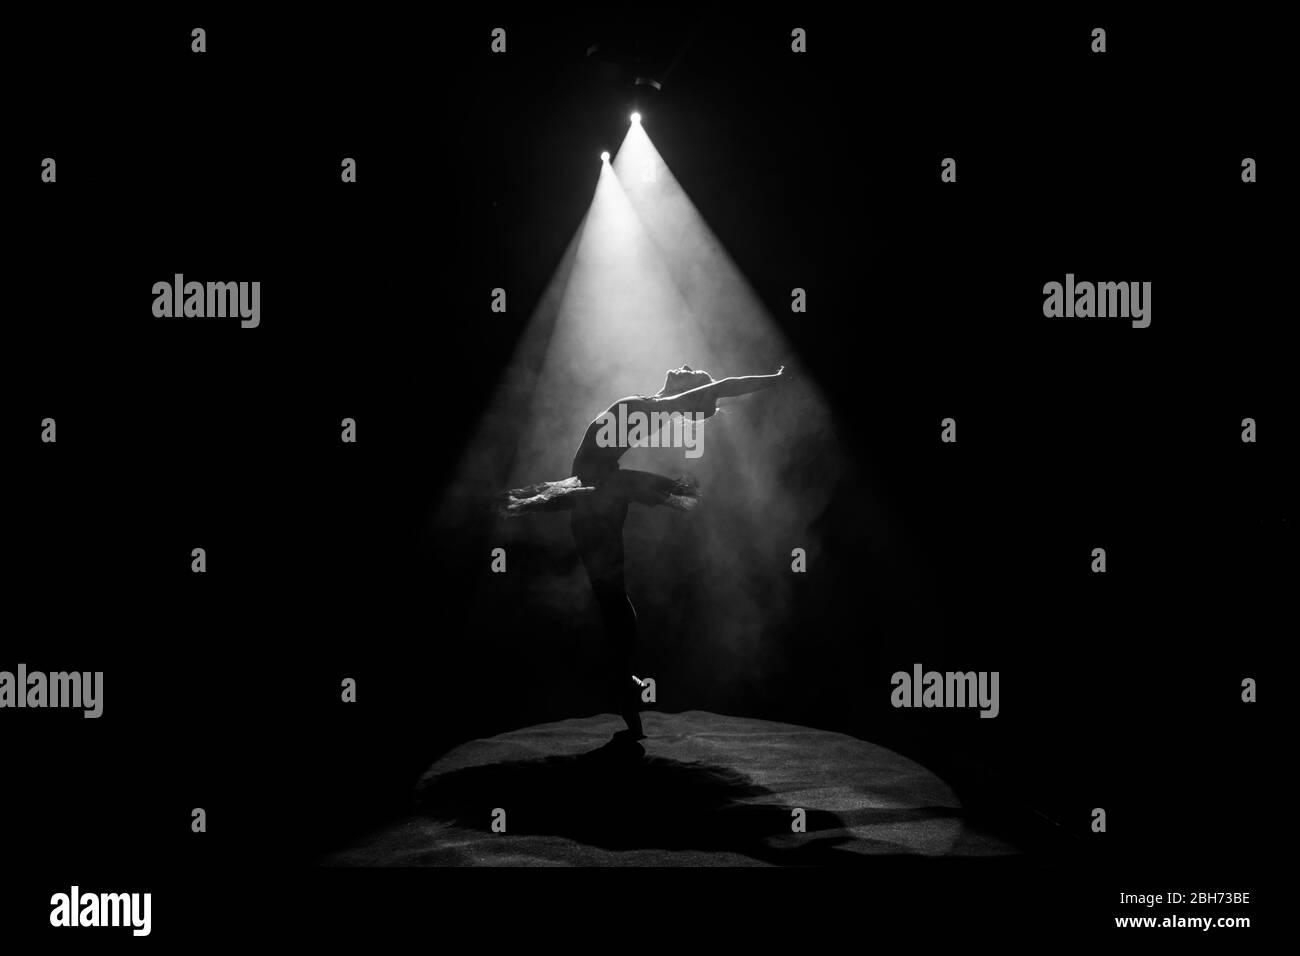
657, 366, 785, 413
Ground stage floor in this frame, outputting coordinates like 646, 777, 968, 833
322, 710, 1020, 865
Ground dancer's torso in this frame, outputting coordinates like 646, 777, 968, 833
571, 392, 714, 480
571, 394, 641, 481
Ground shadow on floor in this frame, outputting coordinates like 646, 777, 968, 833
414, 748, 966, 865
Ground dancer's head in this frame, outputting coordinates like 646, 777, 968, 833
657, 365, 713, 397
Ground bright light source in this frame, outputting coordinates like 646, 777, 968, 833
630, 112, 642, 124
600, 151, 610, 162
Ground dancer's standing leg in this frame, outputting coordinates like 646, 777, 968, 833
572, 495, 644, 739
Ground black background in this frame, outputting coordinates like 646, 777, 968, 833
6, 4, 1289, 943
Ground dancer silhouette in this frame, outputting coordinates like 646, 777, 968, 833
499, 365, 786, 757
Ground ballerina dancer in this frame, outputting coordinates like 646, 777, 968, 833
499, 364, 786, 756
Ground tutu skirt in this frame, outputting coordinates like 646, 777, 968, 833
497, 470, 700, 519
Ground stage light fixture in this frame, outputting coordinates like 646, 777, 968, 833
630, 112, 642, 124
601, 151, 611, 162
